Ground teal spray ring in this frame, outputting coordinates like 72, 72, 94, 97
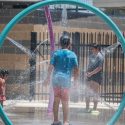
0, 0, 125, 125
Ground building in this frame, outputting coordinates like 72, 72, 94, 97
94, 0, 125, 8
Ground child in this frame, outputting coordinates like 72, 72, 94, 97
0, 69, 9, 107
85, 44, 104, 112
45, 31, 79, 125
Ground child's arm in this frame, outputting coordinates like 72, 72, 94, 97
87, 66, 102, 77
73, 67, 79, 87
44, 64, 54, 85
47, 64, 54, 80
0, 78, 4, 86
0, 78, 5, 95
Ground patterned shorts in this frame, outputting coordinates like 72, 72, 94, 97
53, 87, 69, 101
0, 95, 6, 101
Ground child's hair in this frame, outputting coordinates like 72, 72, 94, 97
60, 31, 70, 48
91, 43, 101, 51
0, 69, 9, 77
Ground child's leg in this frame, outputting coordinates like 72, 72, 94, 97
53, 87, 61, 123
53, 96, 60, 122
47, 86, 54, 115
0, 96, 4, 107
62, 100, 69, 124
0, 101, 3, 107
85, 96, 90, 110
90, 81, 100, 110
61, 88, 69, 124
85, 81, 91, 110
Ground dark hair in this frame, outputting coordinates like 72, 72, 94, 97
91, 43, 101, 51
0, 69, 9, 77
60, 31, 70, 48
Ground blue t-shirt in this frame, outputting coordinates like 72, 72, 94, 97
50, 49, 78, 88
87, 52, 104, 84
87, 52, 104, 72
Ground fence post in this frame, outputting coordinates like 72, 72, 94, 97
29, 32, 37, 101
72, 32, 80, 62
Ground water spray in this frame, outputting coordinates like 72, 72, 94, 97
0, 0, 125, 125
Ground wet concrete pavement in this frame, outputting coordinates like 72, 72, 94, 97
0, 101, 125, 125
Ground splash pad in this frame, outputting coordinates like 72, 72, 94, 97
0, 0, 125, 125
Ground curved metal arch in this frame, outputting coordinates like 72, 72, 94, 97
0, 0, 125, 52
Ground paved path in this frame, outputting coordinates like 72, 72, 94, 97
0, 101, 124, 125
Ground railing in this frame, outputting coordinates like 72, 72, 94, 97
34, 30, 125, 103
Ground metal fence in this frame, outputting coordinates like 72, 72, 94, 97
33, 31, 125, 103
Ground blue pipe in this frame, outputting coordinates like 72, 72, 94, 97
107, 93, 125, 125
0, 0, 125, 53
0, 105, 13, 125
0, 0, 125, 125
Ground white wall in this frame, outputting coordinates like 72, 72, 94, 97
93, 0, 125, 7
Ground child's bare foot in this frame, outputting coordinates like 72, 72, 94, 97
64, 122, 71, 125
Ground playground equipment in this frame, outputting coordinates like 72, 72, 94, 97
0, 0, 125, 125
